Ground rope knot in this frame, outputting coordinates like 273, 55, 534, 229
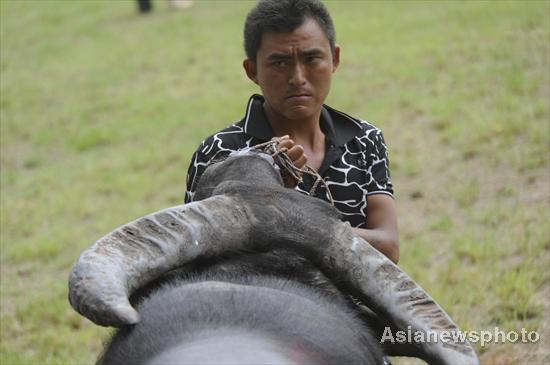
251, 138, 334, 206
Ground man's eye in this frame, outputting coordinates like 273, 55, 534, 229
306, 56, 320, 63
273, 60, 287, 67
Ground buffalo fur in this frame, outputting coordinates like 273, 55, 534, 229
98, 269, 384, 364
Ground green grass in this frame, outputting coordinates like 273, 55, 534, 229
1, 1, 548, 364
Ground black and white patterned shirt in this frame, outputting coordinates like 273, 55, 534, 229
185, 94, 393, 228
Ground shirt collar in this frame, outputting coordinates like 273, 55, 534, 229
242, 94, 363, 146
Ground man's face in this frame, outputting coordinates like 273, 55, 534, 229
244, 18, 340, 122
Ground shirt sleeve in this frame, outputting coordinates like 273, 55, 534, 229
365, 128, 393, 197
184, 136, 232, 203
184, 149, 202, 203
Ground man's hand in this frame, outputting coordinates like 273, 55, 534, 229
273, 135, 308, 188
276, 135, 308, 169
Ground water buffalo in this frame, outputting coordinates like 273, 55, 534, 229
68, 149, 479, 365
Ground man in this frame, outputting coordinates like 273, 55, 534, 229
185, 0, 399, 263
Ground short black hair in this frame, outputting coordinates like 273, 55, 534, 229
244, 0, 336, 62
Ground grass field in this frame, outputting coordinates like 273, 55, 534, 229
1, 0, 548, 364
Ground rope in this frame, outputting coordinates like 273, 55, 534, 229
251, 138, 334, 206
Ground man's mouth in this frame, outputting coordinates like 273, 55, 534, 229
286, 93, 312, 100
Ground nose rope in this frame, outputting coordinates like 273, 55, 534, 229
251, 138, 335, 206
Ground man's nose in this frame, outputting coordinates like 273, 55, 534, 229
289, 63, 306, 86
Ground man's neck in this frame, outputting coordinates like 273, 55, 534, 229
263, 102, 326, 171
263, 103, 325, 150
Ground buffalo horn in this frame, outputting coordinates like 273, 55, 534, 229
68, 195, 254, 327
322, 222, 480, 365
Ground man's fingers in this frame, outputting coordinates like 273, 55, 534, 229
273, 136, 308, 168
286, 144, 304, 162
287, 145, 308, 168
277, 138, 294, 150
293, 153, 308, 168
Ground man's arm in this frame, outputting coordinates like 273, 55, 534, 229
352, 194, 399, 264
275, 135, 399, 262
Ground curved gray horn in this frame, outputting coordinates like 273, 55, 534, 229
321, 222, 480, 365
68, 195, 255, 327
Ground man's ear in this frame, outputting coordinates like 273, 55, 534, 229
243, 58, 258, 84
332, 45, 340, 72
